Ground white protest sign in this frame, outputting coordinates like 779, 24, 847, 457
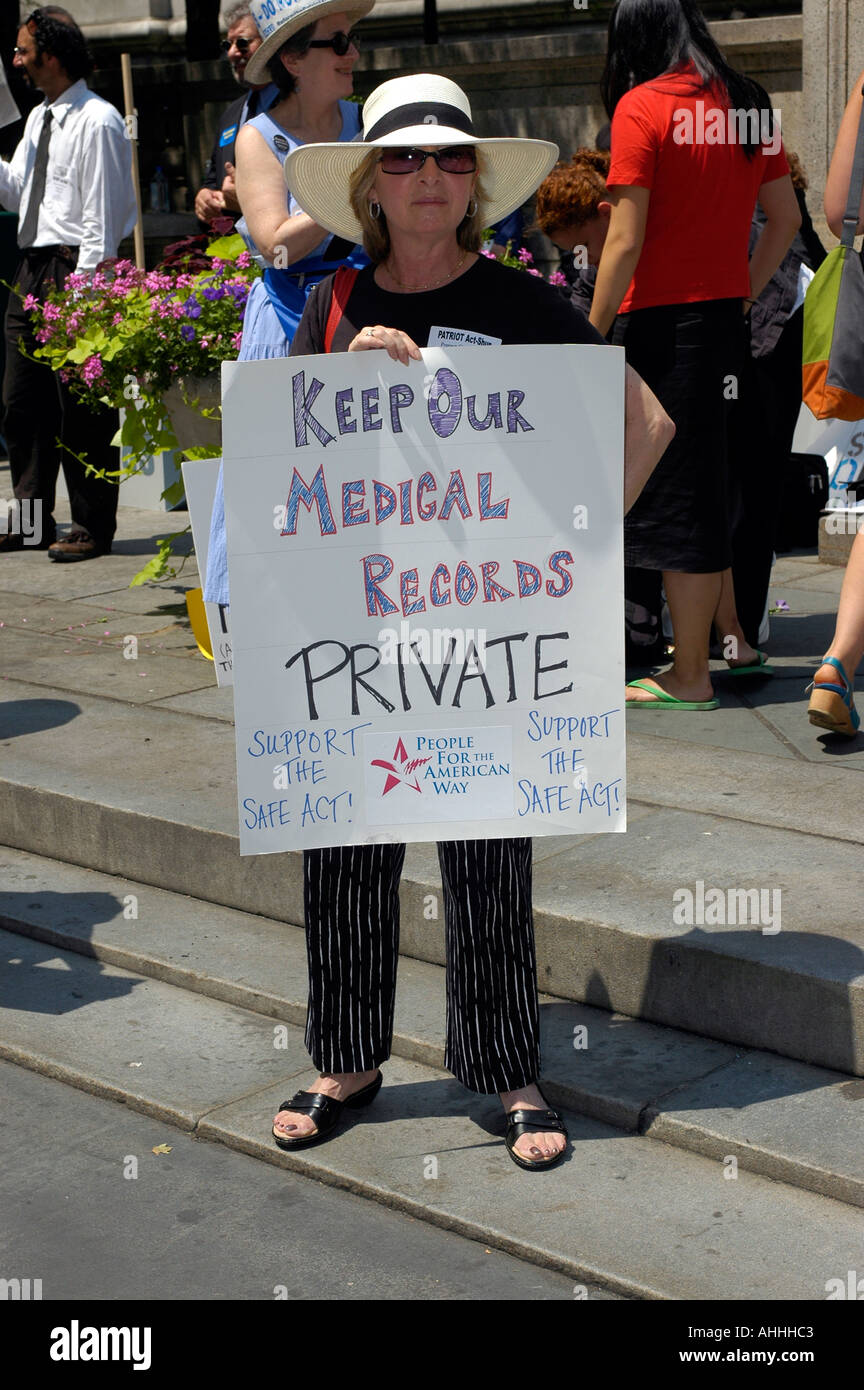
222, 344, 625, 855
792, 404, 864, 511
0, 61, 20, 132
180, 454, 234, 685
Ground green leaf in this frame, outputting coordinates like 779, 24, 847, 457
161, 479, 186, 507
129, 539, 176, 587
206, 234, 247, 261
181, 445, 221, 461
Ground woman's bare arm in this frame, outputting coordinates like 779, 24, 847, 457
589, 186, 650, 338
234, 123, 332, 265
825, 66, 864, 238
748, 173, 801, 298
623, 364, 675, 514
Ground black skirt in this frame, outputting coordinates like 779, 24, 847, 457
613, 298, 746, 573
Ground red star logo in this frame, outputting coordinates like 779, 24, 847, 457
371, 738, 432, 795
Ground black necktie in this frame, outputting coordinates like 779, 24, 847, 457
18, 108, 52, 249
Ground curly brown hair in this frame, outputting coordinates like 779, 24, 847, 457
534, 148, 611, 236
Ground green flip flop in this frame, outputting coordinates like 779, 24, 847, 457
724, 650, 773, 677
626, 678, 719, 711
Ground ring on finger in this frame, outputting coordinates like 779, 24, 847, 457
365, 327, 375, 338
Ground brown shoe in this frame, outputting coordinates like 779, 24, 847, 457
47, 532, 106, 563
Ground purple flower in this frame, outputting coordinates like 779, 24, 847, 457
180, 324, 196, 342
202, 283, 225, 301
183, 298, 202, 318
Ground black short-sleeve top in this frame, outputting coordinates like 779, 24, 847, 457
290, 255, 608, 356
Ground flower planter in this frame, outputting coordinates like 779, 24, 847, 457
162, 374, 222, 451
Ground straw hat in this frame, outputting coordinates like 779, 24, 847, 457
282, 73, 559, 241
244, 0, 375, 86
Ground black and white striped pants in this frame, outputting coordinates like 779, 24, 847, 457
302, 838, 540, 1094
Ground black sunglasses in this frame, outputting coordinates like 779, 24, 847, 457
221, 36, 253, 54
306, 30, 360, 56
378, 146, 477, 175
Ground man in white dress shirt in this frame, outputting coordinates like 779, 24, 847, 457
0, 7, 136, 560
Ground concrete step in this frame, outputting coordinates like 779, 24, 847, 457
3, 844, 864, 1211
2, 922, 863, 1301
2, 678, 864, 1075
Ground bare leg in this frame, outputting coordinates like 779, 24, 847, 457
814, 527, 864, 686
712, 567, 760, 666
626, 570, 720, 703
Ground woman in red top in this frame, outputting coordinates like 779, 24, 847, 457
590, 0, 801, 709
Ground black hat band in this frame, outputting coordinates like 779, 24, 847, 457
365, 102, 475, 142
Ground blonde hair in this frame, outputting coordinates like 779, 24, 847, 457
348, 147, 488, 263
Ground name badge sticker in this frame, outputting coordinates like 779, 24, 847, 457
219, 125, 238, 147
427, 325, 502, 347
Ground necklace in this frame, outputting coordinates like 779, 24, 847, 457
382, 250, 469, 292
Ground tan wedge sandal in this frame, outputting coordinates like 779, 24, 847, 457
807, 657, 860, 738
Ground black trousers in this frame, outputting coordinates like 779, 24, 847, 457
728, 308, 805, 648
2, 248, 119, 549
302, 838, 541, 1094
613, 299, 745, 574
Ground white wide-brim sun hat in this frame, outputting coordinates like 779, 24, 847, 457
283, 73, 560, 241
245, 0, 375, 86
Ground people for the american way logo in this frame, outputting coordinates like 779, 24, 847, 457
371, 738, 432, 795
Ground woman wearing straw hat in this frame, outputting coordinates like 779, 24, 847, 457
203, 0, 374, 610
234, 0, 375, 356
268, 74, 675, 1171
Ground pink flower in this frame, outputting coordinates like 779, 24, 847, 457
548, 270, 568, 287
23, 293, 38, 311
527, 268, 541, 277
81, 352, 104, 386
112, 312, 123, 325
235, 251, 251, 268
517, 247, 534, 264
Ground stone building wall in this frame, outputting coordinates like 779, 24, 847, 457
3, 4, 821, 262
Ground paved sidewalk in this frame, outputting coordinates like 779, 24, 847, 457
3, 473, 864, 1298
1, 458, 858, 763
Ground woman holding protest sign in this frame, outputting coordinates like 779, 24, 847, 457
589, 0, 801, 709
266, 74, 675, 1170
204, 0, 373, 610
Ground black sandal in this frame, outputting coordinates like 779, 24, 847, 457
505, 1105, 569, 1171
272, 1071, 383, 1151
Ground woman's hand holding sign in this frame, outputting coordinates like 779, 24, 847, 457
349, 325, 423, 364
